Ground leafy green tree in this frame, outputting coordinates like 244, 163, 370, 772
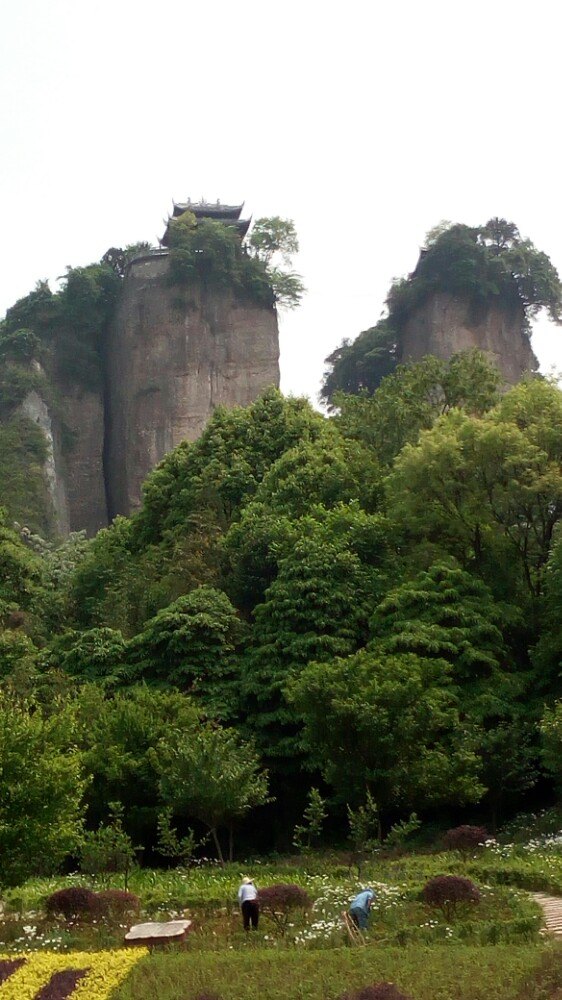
293, 787, 327, 852
265, 268, 305, 309
167, 217, 273, 306
156, 806, 207, 867
531, 530, 562, 695
79, 802, 139, 889
156, 724, 270, 863
0, 512, 44, 619
0, 417, 51, 534
478, 720, 538, 833
45, 627, 128, 683
67, 392, 330, 635
388, 220, 562, 327
322, 320, 399, 404
136, 390, 327, 546
221, 504, 296, 614
247, 217, 305, 309
0, 326, 41, 363
240, 521, 382, 766
335, 351, 501, 465
247, 218, 299, 266
77, 685, 200, 840
3, 280, 59, 340
385, 812, 421, 849
288, 650, 483, 814
386, 379, 562, 603
221, 427, 382, 615
0, 695, 86, 887
68, 516, 135, 631
369, 560, 519, 720
0, 630, 38, 680
347, 790, 380, 875
101, 243, 152, 278
250, 431, 382, 518
2, 261, 120, 393
24, 529, 89, 633
540, 702, 562, 793
127, 587, 244, 717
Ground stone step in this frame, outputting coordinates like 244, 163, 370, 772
531, 893, 562, 935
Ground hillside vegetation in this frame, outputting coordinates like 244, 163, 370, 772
1, 356, 562, 876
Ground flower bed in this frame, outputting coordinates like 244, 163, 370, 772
0, 949, 146, 1000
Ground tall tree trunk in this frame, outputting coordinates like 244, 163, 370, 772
210, 827, 225, 866
229, 824, 234, 862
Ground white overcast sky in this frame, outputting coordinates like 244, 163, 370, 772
1, 0, 561, 404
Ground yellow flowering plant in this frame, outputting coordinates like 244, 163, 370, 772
0, 948, 146, 999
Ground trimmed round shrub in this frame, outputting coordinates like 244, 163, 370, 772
422, 875, 480, 921
443, 825, 489, 853
257, 883, 312, 935
45, 887, 100, 920
95, 889, 140, 918
340, 986, 413, 1000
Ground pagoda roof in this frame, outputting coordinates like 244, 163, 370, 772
172, 200, 245, 221
161, 199, 251, 246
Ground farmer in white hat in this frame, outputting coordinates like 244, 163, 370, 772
237, 876, 259, 930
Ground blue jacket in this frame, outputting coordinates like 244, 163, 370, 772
350, 889, 374, 913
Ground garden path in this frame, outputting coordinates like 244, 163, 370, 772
531, 893, 562, 937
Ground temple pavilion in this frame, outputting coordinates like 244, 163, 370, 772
161, 199, 251, 246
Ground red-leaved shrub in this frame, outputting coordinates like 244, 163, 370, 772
443, 825, 489, 854
257, 883, 311, 935
96, 889, 140, 918
45, 887, 100, 921
422, 875, 480, 921
340, 985, 413, 1000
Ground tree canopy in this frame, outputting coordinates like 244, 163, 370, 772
4, 352, 562, 869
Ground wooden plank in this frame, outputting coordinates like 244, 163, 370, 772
343, 910, 366, 946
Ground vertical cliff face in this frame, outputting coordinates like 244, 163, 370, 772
2, 253, 279, 536
17, 388, 70, 537
15, 367, 108, 538
400, 292, 538, 384
55, 382, 108, 535
105, 253, 280, 518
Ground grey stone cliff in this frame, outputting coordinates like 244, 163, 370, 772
105, 253, 280, 518
400, 292, 538, 383
5, 254, 279, 536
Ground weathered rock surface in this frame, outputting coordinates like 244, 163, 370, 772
105, 253, 280, 518
18, 389, 70, 537
18, 382, 108, 537
56, 382, 108, 535
400, 292, 538, 384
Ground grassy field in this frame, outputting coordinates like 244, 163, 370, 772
3, 833, 562, 998
112, 944, 555, 1000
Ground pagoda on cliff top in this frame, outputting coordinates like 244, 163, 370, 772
161, 199, 251, 246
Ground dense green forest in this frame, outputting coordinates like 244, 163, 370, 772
2, 214, 562, 892
2, 353, 562, 883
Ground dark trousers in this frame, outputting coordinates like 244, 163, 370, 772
350, 906, 369, 930
242, 899, 259, 930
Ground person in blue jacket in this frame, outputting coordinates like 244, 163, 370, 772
349, 888, 375, 930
